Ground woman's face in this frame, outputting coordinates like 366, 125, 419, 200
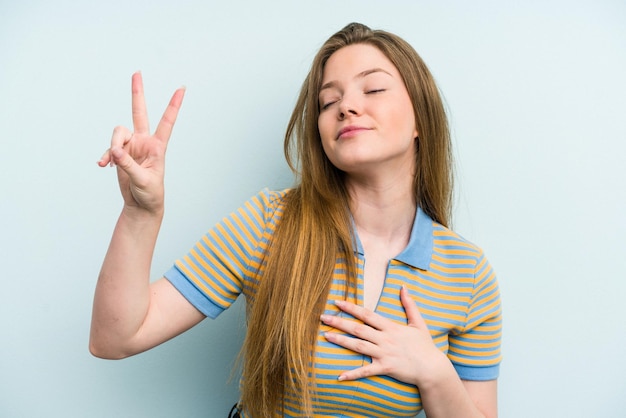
317, 43, 418, 178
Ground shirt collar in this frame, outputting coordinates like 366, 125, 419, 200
353, 206, 434, 270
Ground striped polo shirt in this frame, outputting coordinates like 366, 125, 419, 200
165, 188, 502, 417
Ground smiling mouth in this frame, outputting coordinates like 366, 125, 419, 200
337, 126, 370, 139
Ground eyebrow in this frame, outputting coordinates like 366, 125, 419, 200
320, 67, 393, 92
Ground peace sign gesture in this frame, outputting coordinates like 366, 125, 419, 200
98, 72, 185, 214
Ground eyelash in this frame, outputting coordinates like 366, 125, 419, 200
320, 89, 386, 111
321, 101, 336, 111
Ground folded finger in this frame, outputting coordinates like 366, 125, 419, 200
110, 125, 133, 148
106, 126, 134, 167
111, 146, 144, 183
97, 149, 111, 167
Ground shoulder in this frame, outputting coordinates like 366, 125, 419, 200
235, 188, 294, 234
239, 188, 292, 218
428, 222, 495, 279
431, 222, 486, 259
251, 188, 291, 209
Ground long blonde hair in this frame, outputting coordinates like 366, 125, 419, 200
240, 22, 453, 417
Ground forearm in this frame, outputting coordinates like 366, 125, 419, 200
418, 357, 490, 418
89, 206, 163, 358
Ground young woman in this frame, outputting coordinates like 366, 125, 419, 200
91, 23, 502, 418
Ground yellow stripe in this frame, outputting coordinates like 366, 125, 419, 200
214, 222, 247, 267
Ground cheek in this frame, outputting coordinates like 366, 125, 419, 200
319, 134, 334, 162
318, 115, 334, 145
408, 119, 418, 140
392, 99, 418, 139
317, 117, 339, 164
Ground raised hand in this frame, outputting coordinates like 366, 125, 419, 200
98, 72, 185, 214
320, 285, 449, 386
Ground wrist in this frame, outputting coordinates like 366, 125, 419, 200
121, 204, 164, 222
414, 350, 456, 389
118, 206, 164, 238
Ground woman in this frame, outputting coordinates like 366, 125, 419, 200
91, 23, 502, 417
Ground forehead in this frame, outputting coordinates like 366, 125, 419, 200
322, 43, 399, 82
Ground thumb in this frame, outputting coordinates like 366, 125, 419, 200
111, 147, 142, 180
400, 285, 427, 329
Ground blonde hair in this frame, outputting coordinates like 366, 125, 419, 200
240, 22, 453, 417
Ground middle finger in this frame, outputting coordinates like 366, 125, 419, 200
321, 313, 378, 343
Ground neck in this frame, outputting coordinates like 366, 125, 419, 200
346, 171, 416, 241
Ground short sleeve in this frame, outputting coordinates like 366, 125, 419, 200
448, 252, 502, 381
164, 189, 284, 318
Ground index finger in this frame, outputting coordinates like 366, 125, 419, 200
334, 300, 387, 331
154, 87, 186, 142
132, 72, 150, 134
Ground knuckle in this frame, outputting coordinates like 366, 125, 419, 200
356, 367, 369, 379
353, 339, 368, 352
360, 310, 375, 323
161, 113, 175, 127
381, 365, 392, 375
351, 323, 366, 338
111, 126, 131, 144
112, 125, 128, 135
361, 315, 373, 326
117, 156, 132, 170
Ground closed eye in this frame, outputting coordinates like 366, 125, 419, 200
365, 89, 386, 94
321, 100, 337, 111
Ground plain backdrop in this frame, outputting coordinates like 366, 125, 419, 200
1, 1, 625, 417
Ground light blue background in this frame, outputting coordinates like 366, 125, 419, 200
1, 1, 625, 417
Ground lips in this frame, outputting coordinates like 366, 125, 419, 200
337, 125, 371, 139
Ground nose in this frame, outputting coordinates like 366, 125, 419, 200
337, 93, 361, 120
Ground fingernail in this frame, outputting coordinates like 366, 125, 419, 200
320, 314, 329, 322
337, 375, 346, 381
